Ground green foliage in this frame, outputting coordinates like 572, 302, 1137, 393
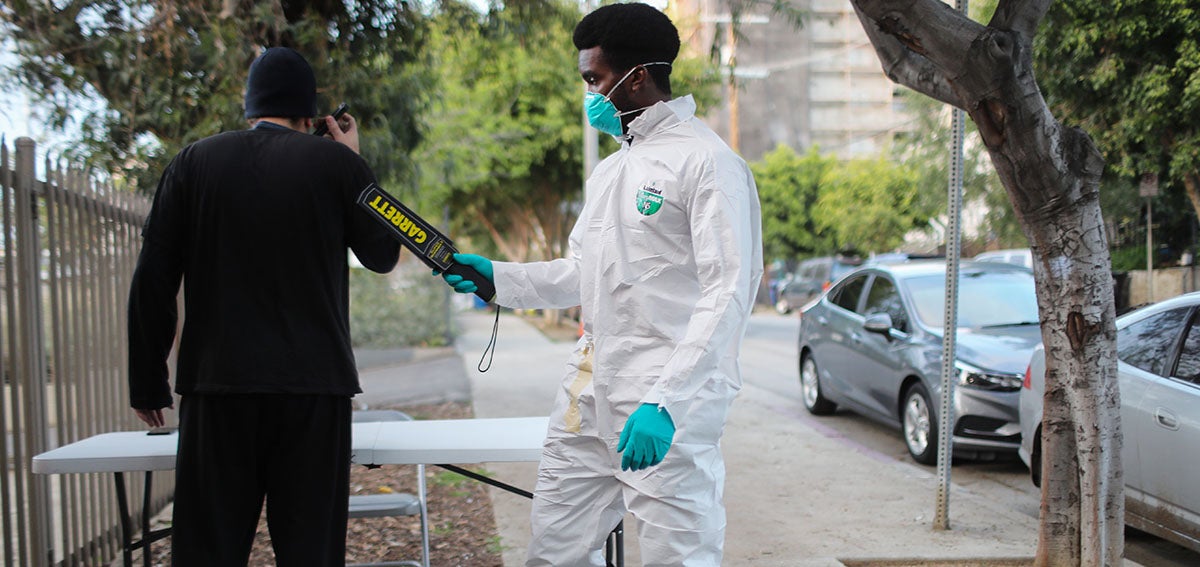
1110, 244, 1148, 272
890, 89, 1023, 247
349, 265, 450, 348
752, 144, 927, 258
413, 1, 584, 262
752, 145, 835, 259
813, 156, 925, 253
1035, 1, 1200, 219
414, 1, 721, 263
669, 49, 726, 114
1, 0, 429, 192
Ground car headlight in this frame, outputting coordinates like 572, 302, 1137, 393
955, 361, 1023, 392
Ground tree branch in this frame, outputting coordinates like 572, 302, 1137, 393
989, 0, 1051, 40
849, 0, 977, 108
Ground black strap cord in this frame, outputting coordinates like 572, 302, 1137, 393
478, 307, 499, 372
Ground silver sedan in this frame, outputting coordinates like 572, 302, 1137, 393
1020, 291, 1200, 553
798, 260, 1039, 464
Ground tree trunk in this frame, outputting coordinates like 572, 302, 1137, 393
1183, 173, 1200, 229
848, 1, 1123, 564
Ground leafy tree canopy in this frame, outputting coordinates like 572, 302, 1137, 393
1, 0, 428, 191
752, 145, 835, 260
753, 144, 928, 259
412, 0, 585, 262
814, 155, 925, 253
1035, 1, 1200, 222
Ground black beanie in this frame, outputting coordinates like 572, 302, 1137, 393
243, 47, 318, 119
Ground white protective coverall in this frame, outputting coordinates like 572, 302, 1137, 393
492, 95, 763, 566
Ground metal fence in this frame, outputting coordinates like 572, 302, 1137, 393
1, 136, 164, 567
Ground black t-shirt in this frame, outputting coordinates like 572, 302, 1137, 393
128, 125, 401, 408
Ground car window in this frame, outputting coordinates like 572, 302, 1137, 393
831, 275, 868, 313
1117, 307, 1190, 376
1171, 313, 1200, 384
906, 270, 1038, 328
863, 276, 909, 333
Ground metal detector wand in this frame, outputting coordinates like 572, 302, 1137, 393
356, 183, 496, 303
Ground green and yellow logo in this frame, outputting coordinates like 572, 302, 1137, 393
636, 186, 664, 216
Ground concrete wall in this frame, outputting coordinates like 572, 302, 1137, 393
1125, 266, 1200, 307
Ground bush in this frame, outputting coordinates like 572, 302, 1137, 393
1110, 245, 1147, 272
349, 262, 452, 348
1110, 244, 1183, 272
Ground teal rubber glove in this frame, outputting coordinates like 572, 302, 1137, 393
435, 253, 493, 294
453, 253, 493, 281
617, 403, 675, 471
441, 273, 477, 294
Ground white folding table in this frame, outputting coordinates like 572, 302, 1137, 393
33, 417, 624, 567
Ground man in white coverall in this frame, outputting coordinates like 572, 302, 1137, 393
440, 3, 762, 565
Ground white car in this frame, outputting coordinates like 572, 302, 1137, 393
973, 248, 1032, 269
1019, 292, 1200, 552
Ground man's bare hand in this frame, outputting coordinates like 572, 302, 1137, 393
324, 113, 360, 154
134, 407, 170, 428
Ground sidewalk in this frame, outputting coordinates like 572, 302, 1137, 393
361, 310, 1131, 566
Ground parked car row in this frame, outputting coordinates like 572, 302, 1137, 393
789, 257, 1200, 553
774, 253, 950, 314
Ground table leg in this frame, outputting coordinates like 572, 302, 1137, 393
437, 464, 531, 498
114, 472, 133, 567
418, 464, 430, 567
112, 471, 173, 567
142, 473, 153, 567
606, 521, 624, 567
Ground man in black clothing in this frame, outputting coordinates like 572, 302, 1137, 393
127, 46, 401, 565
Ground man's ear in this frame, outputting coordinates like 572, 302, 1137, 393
629, 66, 649, 93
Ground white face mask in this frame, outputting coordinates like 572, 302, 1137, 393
583, 62, 671, 136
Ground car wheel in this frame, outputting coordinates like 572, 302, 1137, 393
902, 382, 938, 465
800, 355, 837, 415
775, 297, 791, 314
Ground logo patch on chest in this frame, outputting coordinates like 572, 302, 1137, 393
636, 185, 664, 216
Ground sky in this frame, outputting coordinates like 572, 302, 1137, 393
1, 51, 44, 141
0, 37, 80, 158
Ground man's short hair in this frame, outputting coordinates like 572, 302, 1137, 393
573, 3, 681, 95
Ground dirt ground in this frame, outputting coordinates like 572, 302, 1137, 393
145, 401, 504, 567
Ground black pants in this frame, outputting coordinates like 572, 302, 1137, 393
171, 393, 352, 566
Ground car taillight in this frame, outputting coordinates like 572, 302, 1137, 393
1023, 365, 1032, 389
822, 281, 832, 291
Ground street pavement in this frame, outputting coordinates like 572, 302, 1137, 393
357, 309, 1145, 567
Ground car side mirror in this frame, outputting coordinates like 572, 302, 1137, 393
863, 313, 894, 336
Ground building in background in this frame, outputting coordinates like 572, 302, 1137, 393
673, 0, 911, 162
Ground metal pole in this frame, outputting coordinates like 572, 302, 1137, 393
583, 83, 599, 179
443, 205, 453, 344
15, 137, 52, 565
582, 0, 599, 180
934, 1, 967, 524
1146, 197, 1154, 302
727, 22, 740, 153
